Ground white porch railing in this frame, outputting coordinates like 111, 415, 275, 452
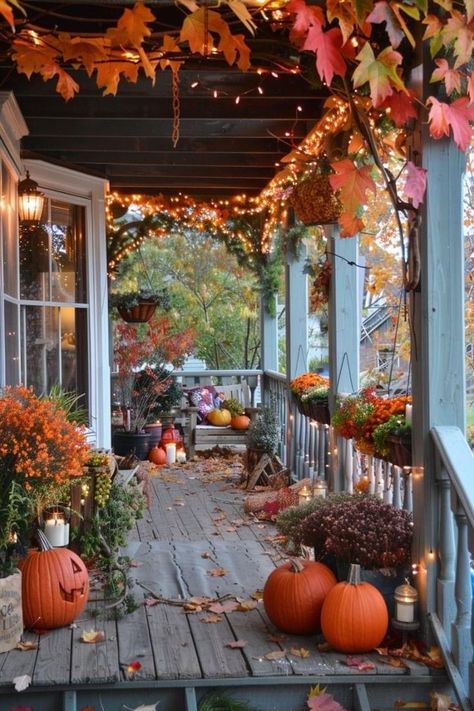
430, 426, 474, 711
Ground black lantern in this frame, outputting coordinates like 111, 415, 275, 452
18, 171, 45, 223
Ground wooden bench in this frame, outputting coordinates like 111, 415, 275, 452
180, 382, 259, 456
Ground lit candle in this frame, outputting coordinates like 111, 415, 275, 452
44, 512, 69, 547
166, 442, 176, 465
405, 404, 412, 426
298, 484, 312, 505
313, 479, 327, 498
394, 581, 418, 623
176, 450, 187, 463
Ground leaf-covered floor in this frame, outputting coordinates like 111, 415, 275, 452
0, 453, 445, 690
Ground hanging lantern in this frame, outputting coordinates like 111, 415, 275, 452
18, 171, 45, 223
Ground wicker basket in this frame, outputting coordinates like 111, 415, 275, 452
296, 398, 330, 424
289, 173, 342, 226
387, 432, 412, 468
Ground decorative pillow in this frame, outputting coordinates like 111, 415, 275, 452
187, 386, 219, 423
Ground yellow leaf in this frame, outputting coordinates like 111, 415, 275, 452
80, 629, 105, 643
15, 640, 38, 651
200, 614, 223, 623
237, 599, 258, 611
290, 647, 311, 658
263, 649, 287, 660
95, 59, 139, 96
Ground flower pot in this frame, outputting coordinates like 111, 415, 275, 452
117, 301, 157, 323
387, 432, 412, 468
112, 430, 151, 460
296, 398, 330, 424
144, 422, 163, 450
0, 570, 23, 653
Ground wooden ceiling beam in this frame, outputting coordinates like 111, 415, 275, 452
103, 165, 275, 178
27, 150, 284, 166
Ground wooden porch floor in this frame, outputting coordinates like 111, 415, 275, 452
0, 453, 449, 709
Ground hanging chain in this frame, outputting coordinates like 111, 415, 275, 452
172, 69, 180, 148
203, 0, 209, 57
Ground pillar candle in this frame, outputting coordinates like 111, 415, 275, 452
166, 442, 176, 465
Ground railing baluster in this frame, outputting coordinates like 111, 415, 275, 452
303, 417, 310, 478
383, 462, 393, 504
436, 469, 456, 647
344, 437, 353, 493
392, 465, 401, 509
451, 506, 473, 688
318, 424, 326, 478
403, 469, 413, 513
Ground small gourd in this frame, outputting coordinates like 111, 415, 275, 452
231, 414, 250, 430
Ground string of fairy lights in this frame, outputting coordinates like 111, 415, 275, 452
107, 94, 397, 273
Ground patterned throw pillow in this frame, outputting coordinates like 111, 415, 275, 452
187, 386, 221, 423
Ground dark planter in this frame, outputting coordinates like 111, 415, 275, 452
296, 398, 330, 424
387, 432, 412, 468
117, 301, 157, 323
144, 423, 163, 450
112, 430, 151, 460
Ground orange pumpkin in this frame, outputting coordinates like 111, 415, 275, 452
148, 445, 166, 465
263, 558, 336, 634
231, 414, 250, 430
321, 563, 388, 652
22, 531, 89, 630
207, 408, 231, 426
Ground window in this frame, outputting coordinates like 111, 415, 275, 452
19, 197, 89, 410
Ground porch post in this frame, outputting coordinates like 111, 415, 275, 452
410, 137, 466, 632
285, 240, 308, 474
260, 294, 278, 375
327, 226, 360, 490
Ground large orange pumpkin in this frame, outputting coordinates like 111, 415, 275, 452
231, 414, 250, 430
321, 563, 388, 652
207, 408, 231, 426
263, 558, 336, 634
21, 530, 90, 630
148, 445, 166, 465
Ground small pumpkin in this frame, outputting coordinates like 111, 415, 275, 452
21, 530, 89, 630
207, 408, 232, 426
263, 558, 336, 634
231, 414, 250, 430
320, 563, 389, 653
148, 445, 166, 465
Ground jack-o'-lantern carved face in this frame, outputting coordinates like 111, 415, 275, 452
21, 546, 90, 630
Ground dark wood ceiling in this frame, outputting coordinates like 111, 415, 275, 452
0, 1, 325, 198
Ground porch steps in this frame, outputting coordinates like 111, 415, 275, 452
0, 673, 453, 711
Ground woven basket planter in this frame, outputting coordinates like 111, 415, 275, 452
117, 301, 157, 323
289, 173, 342, 226
296, 398, 330, 425
387, 432, 412, 468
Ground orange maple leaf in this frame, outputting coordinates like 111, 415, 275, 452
0, 0, 24, 31
329, 158, 376, 215
326, 0, 358, 44
159, 34, 183, 73
12, 36, 60, 78
107, 2, 155, 48
59, 35, 107, 77
180, 8, 250, 69
95, 59, 139, 95
339, 213, 365, 236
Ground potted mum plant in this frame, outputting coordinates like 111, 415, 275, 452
299, 494, 413, 614
289, 372, 330, 423
0, 386, 90, 651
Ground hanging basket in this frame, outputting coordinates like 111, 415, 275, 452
117, 300, 158, 323
295, 397, 331, 425
289, 173, 342, 226
386, 432, 412, 468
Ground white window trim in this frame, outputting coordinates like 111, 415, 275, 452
23, 159, 111, 448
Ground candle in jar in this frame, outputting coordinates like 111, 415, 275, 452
313, 479, 327, 498
298, 484, 312, 505
44, 513, 69, 547
176, 450, 187, 463
405, 404, 412, 425
166, 442, 176, 465
395, 597, 415, 622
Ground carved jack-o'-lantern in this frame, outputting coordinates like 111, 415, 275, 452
21, 530, 90, 630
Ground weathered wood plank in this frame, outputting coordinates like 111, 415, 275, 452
117, 605, 157, 680
33, 626, 72, 685
145, 603, 201, 679
0, 631, 40, 686
187, 614, 249, 678
70, 617, 119, 684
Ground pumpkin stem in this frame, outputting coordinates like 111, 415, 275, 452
289, 558, 305, 573
348, 563, 361, 585
36, 529, 54, 552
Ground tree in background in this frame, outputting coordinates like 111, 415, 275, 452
113, 231, 260, 370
